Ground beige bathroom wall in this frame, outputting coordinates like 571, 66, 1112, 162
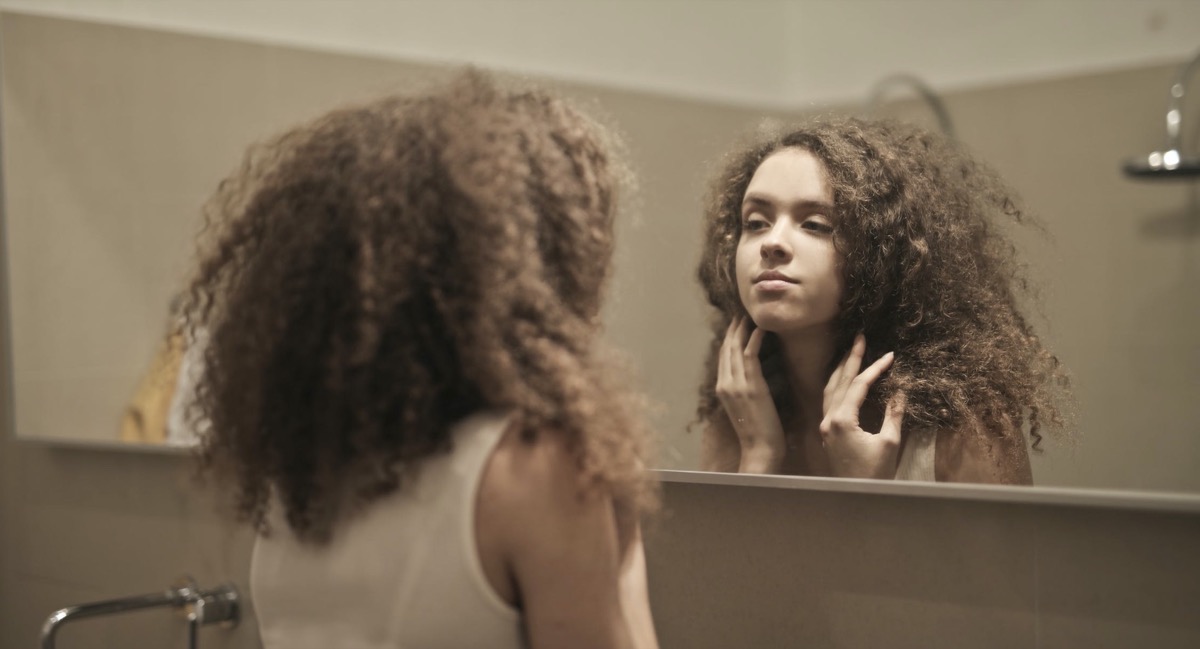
0, 447, 260, 648
3, 0, 1199, 108
646, 474, 1200, 649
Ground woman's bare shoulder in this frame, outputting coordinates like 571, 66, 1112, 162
482, 425, 586, 503
477, 423, 633, 648
479, 424, 615, 546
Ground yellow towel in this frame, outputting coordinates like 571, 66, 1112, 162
118, 330, 185, 444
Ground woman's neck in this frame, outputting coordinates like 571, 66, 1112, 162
777, 325, 838, 427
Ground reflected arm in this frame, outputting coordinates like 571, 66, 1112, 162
699, 420, 744, 473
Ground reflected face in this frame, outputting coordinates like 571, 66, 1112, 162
735, 148, 843, 334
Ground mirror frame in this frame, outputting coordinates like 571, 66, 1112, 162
655, 469, 1200, 513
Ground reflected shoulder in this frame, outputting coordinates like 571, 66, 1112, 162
935, 423, 1033, 486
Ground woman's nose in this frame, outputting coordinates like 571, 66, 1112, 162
760, 226, 792, 261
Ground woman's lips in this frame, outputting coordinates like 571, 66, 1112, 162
755, 279, 794, 292
753, 270, 797, 292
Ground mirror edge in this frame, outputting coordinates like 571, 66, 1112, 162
654, 469, 1200, 514
15, 435, 193, 456
0, 27, 17, 447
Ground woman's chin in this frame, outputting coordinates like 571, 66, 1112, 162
746, 312, 789, 333
746, 309, 834, 337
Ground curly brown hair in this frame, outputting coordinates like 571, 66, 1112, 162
697, 117, 1071, 460
183, 70, 656, 543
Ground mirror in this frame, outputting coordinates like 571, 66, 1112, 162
0, 10, 781, 453
3, 7, 1199, 497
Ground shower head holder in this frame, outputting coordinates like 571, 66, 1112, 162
1125, 48, 1200, 179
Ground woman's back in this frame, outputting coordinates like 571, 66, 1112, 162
252, 411, 523, 649
184, 71, 659, 648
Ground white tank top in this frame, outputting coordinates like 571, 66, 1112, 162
250, 410, 524, 649
895, 427, 937, 482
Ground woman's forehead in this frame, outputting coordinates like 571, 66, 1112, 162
744, 149, 832, 208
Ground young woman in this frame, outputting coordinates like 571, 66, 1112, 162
183, 71, 659, 649
696, 117, 1070, 483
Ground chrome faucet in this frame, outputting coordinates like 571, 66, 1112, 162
40, 575, 239, 649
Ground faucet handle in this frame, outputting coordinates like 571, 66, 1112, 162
192, 582, 240, 628
170, 574, 240, 628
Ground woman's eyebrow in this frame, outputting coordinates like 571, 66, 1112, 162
741, 194, 772, 210
742, 192, 833, 214
741, 193, 788, 213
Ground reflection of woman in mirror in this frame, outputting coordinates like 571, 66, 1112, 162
118, 296, 185, 445
182, 72, 659, 648
696, 118, 1070, 483
118, 293, 205, 446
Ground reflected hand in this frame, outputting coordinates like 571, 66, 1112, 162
820, 333, 906, 479
716, 316, 786, 473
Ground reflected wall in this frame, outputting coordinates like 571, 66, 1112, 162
3, 12, 1200, 493
0, 12, 785, 459
914, 66, 1200, 493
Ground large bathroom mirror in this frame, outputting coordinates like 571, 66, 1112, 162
3, 5, 1199, 496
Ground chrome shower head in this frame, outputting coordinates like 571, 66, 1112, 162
864, 73, 956, 139
1123, 150, 1200, 179
1124, 48, 1200, 180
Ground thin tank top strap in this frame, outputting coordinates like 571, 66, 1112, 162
895, 427, 936, 482
450, 409, 516, 474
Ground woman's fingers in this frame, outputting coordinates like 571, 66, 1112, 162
719, 319, 734, 368
721, 315, 763, 393
826, 332, 866, 403
879, 391, 907, 444
717, 316, 785, 462
743, 325, 765, 369
826, 344, 850, 398
836, 351, 895, 418
819, 342, 904, 480
723, 316, 768, 381
839, 333, 867, 391
718, 317, 739, 387
729, 316, 749, 379
734, 316, 751, 347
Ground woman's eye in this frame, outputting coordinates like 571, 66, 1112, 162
802, 219, 833, 233
743, 217, 769, 231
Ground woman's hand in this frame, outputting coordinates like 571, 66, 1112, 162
820, 333, 907, 479
716, 316, 786, 473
